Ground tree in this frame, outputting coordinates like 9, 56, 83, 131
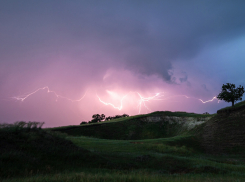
105, 116, 112, 121
100, 114, 105, 121
105, 114, 129, 121
114, 115, 122, 119
91, 114, 106, 123
217, 83, 245, 107
122, 114, 129, 117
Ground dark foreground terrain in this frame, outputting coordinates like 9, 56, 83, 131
1, 102, 245, 181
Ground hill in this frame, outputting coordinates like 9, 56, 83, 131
217, 100, 245, 114
198, 101, 245, 154
2, 108, 245, 181
50, 111, 213, 140
51, 104, 245, 155
0, 124, 108, 178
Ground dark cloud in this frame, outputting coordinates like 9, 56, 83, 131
1, 0, 245, 125
1, 0, 245, 84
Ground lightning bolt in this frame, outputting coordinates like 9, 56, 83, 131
136, 92, 164, 113
155, 95, 220, 104
199, 96, 220, 103
97, 92, 165, 113
12, 86, 86, 102
97, 92, 219, 113
97, 94, 128, 110
12, 86, 220, 114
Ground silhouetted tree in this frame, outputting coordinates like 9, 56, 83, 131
80, 121, 87, 125
100, 114, 105, 121
105, 116, 112, 121
217, 83, 245, 107
91, 114, 106, 123
105, 114, 129, 121
114, 115, 122, 119
203, 112, 209, 115
122, 114, 129, 117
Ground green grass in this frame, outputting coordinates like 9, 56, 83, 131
0, 126, 109, 178
69, 135, 201, 156
2, 109, 245, 181
49, 111, 214, 140
48, 111, 214, 130
197, 106, 245, 154
3, 172, 245, 182
2, 125, 245, 180
148, 111, 215, 118
218, 100, 245, 111
3, 131, 245, 181
68, 135, 245, 173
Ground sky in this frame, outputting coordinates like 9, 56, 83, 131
1, 0, 245, 127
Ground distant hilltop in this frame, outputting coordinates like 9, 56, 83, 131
217, 100, 245, 115
50, 111, 213, 140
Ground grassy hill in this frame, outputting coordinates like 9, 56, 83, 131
50, 111, 213, 140
2, 106, 245, 181
217, 100, 245, 114
0, 124, 108, 178
197, 101, 245, 154
3, 126, 245, 181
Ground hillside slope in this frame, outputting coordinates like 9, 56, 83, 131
51, 111, 212, 140
198, 104, 245, 154
0, 127, 108, 178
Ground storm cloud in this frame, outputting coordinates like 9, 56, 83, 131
1, 0, 245, 126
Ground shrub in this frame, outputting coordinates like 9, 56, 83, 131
80, 121, 87, 125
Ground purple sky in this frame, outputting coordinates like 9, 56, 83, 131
1, 0, 245, 127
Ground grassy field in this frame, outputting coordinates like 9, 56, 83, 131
1, 108, 245, 181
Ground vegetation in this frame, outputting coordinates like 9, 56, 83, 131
148, 111, 213, 118
4, 172, 245, 182
91, 114, 106, 123
2, 107, 245, 181
0, 122, 108, 179
105, 114, 129, 121
217, 83, 245, 106
52, 111, 213, 139
197, 105, 245, 154
81, 113, 130, 124
218, 100, 245, 111
0, 121, 45, 129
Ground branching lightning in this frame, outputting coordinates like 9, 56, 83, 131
12, 86, 220, 114
97, 92, 165, 113
97, 92, 219, 113
97, 94, 128, 110
136, 92, 164, 113
12, 86, 86, 102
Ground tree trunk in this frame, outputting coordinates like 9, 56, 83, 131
232, 100, 234, 107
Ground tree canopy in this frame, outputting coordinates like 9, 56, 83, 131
217, 83, 245, 107
80, 113, 130, 124
91, 114, 105, 123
